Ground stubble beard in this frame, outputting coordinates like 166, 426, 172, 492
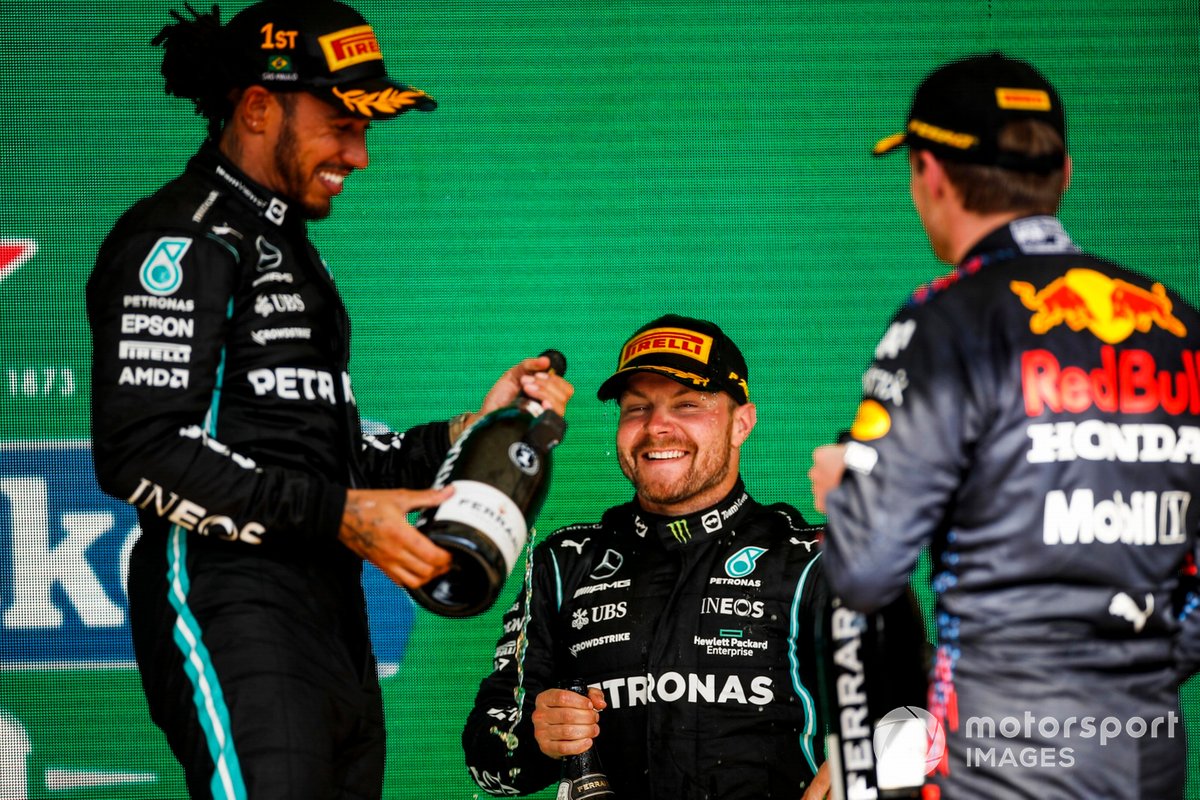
620, 433, 734, 512
273, 112, 331, 221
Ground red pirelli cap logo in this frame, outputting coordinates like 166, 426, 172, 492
319, 25, 383, 72
996, 87, 1052, 111
619, 327, 713, 369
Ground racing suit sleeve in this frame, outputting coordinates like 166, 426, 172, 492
462, 539, 563, 796
88, 228, 346, 547
822, 303, 975, 613
356, 422, 451, 490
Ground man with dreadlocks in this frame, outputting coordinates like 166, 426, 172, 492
86, 3, 572, 798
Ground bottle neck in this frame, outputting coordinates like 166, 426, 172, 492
516, 395, 546, 417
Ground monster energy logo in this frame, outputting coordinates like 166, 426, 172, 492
667, 519, 691, 543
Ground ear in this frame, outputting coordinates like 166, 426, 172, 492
914, 149, 948, 198
235, 85, 274, 134
730, 401, 757, 448
1061, 154, 1073, 193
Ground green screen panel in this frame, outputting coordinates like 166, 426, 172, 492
0, 1, 1196, 798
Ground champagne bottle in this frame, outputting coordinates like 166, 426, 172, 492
818, 590, 929, 800
408, 350, 568, 617
557, 679, 615, 800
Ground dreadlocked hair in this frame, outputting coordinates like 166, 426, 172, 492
151, 4, 235, 140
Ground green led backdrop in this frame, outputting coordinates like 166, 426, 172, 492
0, 1, 1197, 797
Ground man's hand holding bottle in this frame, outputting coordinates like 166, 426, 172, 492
338, 355, 573, 592
457, 353, 574, 436
532, 684, 608, 758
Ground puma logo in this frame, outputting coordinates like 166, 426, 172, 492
1108, 592, 1154, 633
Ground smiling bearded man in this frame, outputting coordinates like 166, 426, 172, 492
463, 314, 833, 800
85, 3, 576, 798
614, 370, 749, 513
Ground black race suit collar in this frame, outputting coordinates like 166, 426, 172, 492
909, 216, 1081, 306
960, 214, 1079, 268
189, 142, 304, 232
607, 479, 757, 549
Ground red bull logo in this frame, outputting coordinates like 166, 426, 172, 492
1011, 268, 1186, 344
1022, 346, 1200, 417
319, 25, 383, 72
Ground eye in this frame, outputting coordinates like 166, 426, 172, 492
619, 403, 648, 418
334, 120, 370, 137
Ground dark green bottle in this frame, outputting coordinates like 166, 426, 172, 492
556, 679, 615, 799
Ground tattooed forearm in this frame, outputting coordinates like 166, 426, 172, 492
339, 493, 380, 554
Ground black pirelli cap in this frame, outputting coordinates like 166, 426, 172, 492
873, 52, 1066, 173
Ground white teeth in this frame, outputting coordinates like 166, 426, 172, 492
646, 450, 685, 460
320, 171, 346, 186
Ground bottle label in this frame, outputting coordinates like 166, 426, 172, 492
557, 773, 613, 799
435, 480, 527, 574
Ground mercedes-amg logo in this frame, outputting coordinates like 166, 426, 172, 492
589, 548, 624, 580
255, 235, 283, 272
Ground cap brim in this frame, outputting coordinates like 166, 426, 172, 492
596, 365, 734, 402
597, 366, 649, 401
872, 132, 907, 157
319, 77, 437, 119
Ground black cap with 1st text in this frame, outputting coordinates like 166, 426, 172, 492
225, 0, 436, 119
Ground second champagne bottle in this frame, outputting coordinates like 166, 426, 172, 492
557, 679, 615, 799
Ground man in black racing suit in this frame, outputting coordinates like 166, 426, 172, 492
87, 4, 571, 798
463, 315, 830, 799
809, 53, 1200, 798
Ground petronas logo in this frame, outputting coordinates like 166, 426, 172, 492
667, 519, 691, 543
138, 237, 190, 296
725, 546, 767, 578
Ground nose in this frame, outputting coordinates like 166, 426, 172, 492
344, 128, 369, 170
645, 404, 676, 435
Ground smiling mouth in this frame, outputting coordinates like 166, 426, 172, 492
318, 170, 347, 192
643, 449, 687, 461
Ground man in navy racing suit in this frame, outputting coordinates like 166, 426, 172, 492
463, 314, 831, 799
87, 3, 572, 798
809, 53, 1200, 798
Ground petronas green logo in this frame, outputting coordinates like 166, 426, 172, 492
667, 519, 691, 543
138, 237, 190, 296
725, 546, 767, 578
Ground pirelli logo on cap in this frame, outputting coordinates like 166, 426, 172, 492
619, 327, 713, 369
319, 25, 383, 72
907, 119, 978, 150
996, 87, 1052, 111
